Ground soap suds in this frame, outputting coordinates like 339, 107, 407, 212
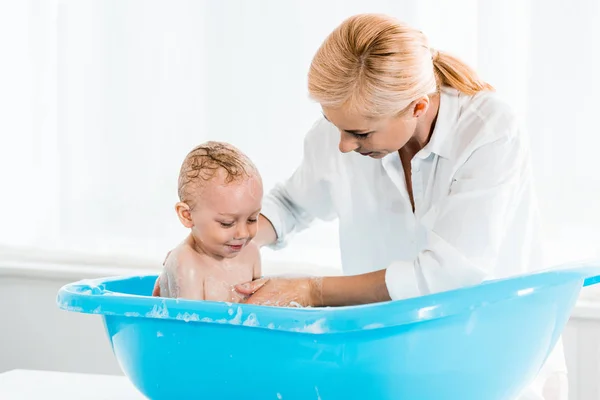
156, 331, 164, 337
175, 312, 200, 322
124, 312, 140, 317
242, 313, 259, 327
146, 303, 169, 319
228, 307, 243, 325
92, 306, 102, 314
291, 318, 327, 334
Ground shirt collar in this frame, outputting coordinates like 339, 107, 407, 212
415, 87, 460, 160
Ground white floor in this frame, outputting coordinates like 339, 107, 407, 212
0, 370, 144, 400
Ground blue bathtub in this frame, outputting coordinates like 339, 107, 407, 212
56, 262, 600, 399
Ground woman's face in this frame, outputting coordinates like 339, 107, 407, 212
322, 101, 426, 158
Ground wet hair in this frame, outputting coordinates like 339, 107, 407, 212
178, 141, 260, 206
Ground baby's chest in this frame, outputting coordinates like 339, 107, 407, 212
203, 263, 254, 303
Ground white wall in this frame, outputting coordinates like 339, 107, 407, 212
0, 273, 122, 375
1, 263, 600, 400
4, 0, 598, 275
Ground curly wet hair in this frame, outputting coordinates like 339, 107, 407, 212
178, 141, 259, 205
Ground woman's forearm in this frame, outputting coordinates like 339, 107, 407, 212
313, 269, 391, 307
254, 214, 278, 248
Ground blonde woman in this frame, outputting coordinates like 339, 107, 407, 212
168, 13, 567, 400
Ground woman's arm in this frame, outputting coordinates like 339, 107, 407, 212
318, 270, 390, 306
237, 270, 391, 307
253, 214, 278, 248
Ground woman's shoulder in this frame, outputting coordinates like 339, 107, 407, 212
438, 88, 531, 164
455, 88, 521, 140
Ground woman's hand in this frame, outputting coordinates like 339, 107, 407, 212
235, 276, 323, 307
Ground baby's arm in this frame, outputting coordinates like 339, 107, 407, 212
160, 241, 206, 300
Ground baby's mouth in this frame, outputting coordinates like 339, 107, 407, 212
226, 243, 244, 251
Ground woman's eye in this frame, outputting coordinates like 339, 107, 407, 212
248, 218, 258, 224
352, 133, 371, 140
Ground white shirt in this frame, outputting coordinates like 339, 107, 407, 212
261, 87, 567, 399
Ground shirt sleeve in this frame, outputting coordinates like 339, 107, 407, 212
260, 119, 337, 250
385, 129, 529, 300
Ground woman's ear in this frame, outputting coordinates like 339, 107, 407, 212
412, 96, 430, 118
175, 202, 194, 228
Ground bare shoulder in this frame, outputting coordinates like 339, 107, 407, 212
165, 240, 205, 276
162, 240, 206, 300
240, 241, 261, 278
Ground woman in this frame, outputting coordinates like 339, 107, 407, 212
168, 13, 567, 400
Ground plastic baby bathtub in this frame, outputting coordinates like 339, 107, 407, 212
57, 262, 600, 400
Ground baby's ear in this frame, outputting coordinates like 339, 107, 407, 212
175, 202, 194, 228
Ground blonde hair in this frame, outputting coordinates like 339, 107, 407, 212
178, 141, 259, 206
308, 13, 493, 117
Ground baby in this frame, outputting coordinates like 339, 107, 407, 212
153, 141, 263, 303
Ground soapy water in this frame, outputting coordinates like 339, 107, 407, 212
228, 307, 243, 325
291, 318, 327, 334
77, 288, 369, 334
124, 312, 141, 317
242, 313, 259, 327
127, 301, 331, 333
146, 303, 170, 319
175, 312, 200, 322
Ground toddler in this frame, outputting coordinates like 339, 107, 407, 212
153, 141, 263, 302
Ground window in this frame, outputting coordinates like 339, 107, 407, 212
1, 0, 599, 272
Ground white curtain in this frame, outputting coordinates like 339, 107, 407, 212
1, 0, 599, 269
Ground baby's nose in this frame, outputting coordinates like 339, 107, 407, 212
235, 223, 249, 239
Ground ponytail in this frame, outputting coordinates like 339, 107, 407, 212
431, 49, 494, 95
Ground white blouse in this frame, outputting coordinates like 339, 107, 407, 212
260, 87, 567, 399
262, 87, 543, 298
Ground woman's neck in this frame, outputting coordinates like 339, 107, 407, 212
402, 93, 441, 157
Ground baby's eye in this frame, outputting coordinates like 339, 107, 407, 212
219, 221, 234, 228
248, 218, 258, 224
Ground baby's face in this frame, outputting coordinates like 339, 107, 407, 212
188, 171, 263, 259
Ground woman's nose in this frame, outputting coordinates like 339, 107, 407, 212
338, 135, 359, 153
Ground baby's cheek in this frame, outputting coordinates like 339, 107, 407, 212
248, 225, 258, 239
207, 226, 232, 244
